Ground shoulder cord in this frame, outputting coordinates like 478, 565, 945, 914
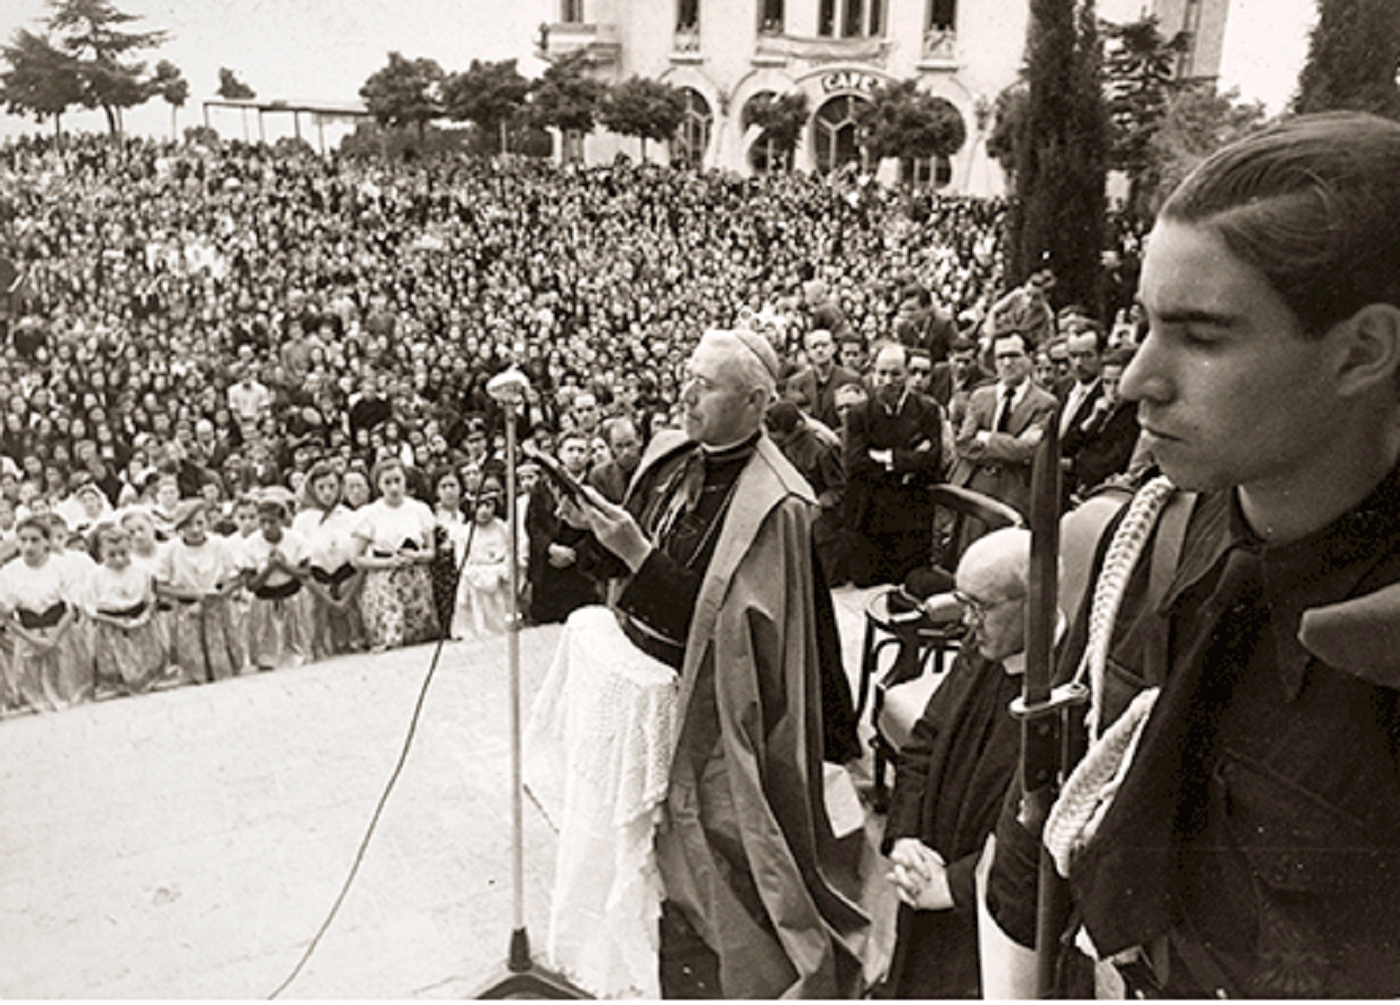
1043, 475, 1176, 879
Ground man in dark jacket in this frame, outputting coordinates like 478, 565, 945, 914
844, 342, 945, 587
987, 113, 1400, 999
878, 527, 1032, 999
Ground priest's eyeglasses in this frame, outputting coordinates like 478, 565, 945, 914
953, 589, 1022, 624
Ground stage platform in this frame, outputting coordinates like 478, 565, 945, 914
0, 587, 898, 998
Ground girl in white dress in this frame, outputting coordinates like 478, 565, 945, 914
451, 481, 514, 641
242, 496, 313, 670
0, 516, 89, 711
155, 501, 245, 683
84, 523, 164, 696
293, 464, 364, 659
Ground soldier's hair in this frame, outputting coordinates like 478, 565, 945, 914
1161, 111, 1400, 337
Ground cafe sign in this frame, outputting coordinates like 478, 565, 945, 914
820, 70, 881, 96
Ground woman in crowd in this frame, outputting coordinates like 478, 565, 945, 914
351, 458, 439, 652
430, 467, 467, 640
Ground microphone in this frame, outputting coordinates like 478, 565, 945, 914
487, 366, 529, 408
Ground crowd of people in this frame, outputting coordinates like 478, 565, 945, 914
0, 131, 1090, 718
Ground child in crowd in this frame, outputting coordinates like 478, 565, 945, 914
84, 523, 164, 697
241, 495, 312, 671
154, 501, 244, 684
149, 475, 182, 539
452, 480, 513, 642
295, 463, 364, 659
0, 516, 88, 711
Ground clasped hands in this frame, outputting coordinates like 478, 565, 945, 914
887, 837, 954, 912
557, 486, 652, 574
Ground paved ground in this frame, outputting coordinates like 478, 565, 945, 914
0, 587, 899, 999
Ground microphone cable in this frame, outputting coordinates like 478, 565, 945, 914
269, 421, 509, 998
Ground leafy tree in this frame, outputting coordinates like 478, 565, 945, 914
1150, 83, 1267, 209
1294, 0, 1400, 120
183, 122, 219, 147
742, 90, 809, 171
46, 0, 168, 134
0, 28, 83, 132
441, 59, 530, 155
985, 82, 1028, 183
1009, 0, 1107, 312
217, 66, 255, 100
854, 78, 967, 169
151, 58, 187, 138
597, 75, 685, 162
359, 52, 444, 144
1102, 15, 1188, 216
530, 49, 605, 154
338, 119, 472, 161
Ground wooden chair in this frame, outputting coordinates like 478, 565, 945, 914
858, 485, 1025, 811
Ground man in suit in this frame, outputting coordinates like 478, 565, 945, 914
787, 328, 862, 432
1064, 346, 1140, 501
952, 330, 1059, 519
587, 415, 644, 504
929, 334, 996, 419
844, 342, 945, 588
1057, 324, 1107, 502
929, 336, 993, 424
894, 283, 957, 364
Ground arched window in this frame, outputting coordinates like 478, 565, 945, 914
812, 94, 868, 175
671, 88, 712, 170
744, 91, 799, 175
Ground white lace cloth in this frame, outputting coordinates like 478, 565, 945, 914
524, 606, 680, 999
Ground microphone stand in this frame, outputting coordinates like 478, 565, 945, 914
475, 367, 587, 1000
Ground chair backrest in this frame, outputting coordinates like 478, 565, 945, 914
928, 483, 1025, 576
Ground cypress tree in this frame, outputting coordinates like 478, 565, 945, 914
1008, 0, 1108, 315
1294, 0, 1400, 120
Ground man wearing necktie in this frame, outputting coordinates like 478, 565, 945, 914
1058, 324, 1107, 504
951, 323, 1058, 519
843, 342, 947, 588
562, 328, 867, 998
985, 113, 1400, 999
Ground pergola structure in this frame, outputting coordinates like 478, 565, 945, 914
201, 99, 372, 152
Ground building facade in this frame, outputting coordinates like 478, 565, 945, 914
536, 0, 1230, 196
537, 0, 1028, 195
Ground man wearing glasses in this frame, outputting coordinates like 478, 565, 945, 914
877, 527, 1038, 998
951, 311, 1058, 518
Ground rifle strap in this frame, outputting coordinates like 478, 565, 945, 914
1043, 476, 1194, 879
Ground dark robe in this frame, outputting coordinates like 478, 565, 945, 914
877, 649, 1022, 999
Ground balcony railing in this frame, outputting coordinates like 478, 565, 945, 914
920, 27, 957, 66
674, 24, 701, 53
536, 21, 621, 64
